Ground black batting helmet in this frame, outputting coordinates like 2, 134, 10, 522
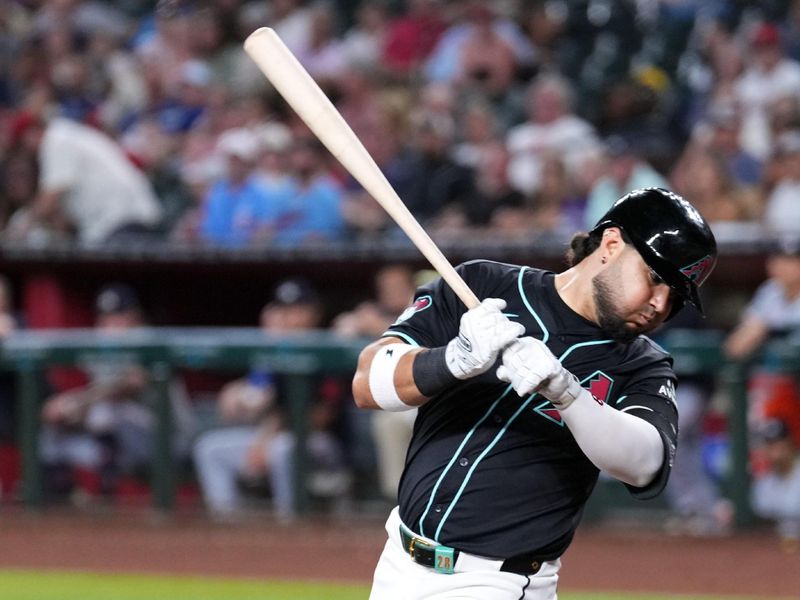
591, 187, 717, 318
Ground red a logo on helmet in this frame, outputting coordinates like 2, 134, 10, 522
680, 255, 713, 284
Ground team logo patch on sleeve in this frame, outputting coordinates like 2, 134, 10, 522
658, 379, 677, 404
534, 371, 614, 424
393, 295, 432, 324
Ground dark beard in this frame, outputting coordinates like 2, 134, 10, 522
592, 274, 641, 343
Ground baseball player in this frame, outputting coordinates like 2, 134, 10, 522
352, 188, 717, 599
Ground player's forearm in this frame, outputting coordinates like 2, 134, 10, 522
560, 390, 664, 487
353, 339, 430, 410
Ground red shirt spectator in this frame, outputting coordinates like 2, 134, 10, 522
383, 0, 446, 75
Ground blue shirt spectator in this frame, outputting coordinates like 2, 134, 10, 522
200, 176, 275, 247
265, 138, 344, 246
268, 177, 344, 246
199, 129, 274, 247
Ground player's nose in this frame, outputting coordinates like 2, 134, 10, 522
650, 285, 672, 314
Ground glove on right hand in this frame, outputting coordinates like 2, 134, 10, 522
497, 337, 583, 409
445, 298, 525, 380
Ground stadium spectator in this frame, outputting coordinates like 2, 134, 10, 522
424, 0, 536, 87
197, 127, 275, 247
147, 59, 211, 136
295, 2, 347, 84
39, 283, 195, 501
332, 265, 417, 501
254, 121, 294, 196
724, 236, 800, 447
657, 310, 734, 537
268, 0, 315, 57
733, 22, 800, 160
674, 15, 743, 135
340, 3, 389, 71
382, 0, 446, 77
6, 112, 163, 245
392, 111, 474, 229
263, 137, 345, 246
451, 99, 501, 170
762, 131, 800, 236
687, 103, 763, 187
670, 147, 762, 224
582, 134, 668, 228
460, 139, 525, 231
132, 0, 200, 103
506, 74, 600, 196
193, 278, 350, 522
492, 152, 584, 237
455, 3, 518, 102
751, 418, 800, 550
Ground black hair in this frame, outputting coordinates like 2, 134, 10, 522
566, 226, 631, 267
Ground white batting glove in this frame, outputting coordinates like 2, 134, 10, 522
445, 298, 525, 380
497, 337, 583, 409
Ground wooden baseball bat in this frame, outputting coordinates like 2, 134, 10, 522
243, 27, 479, 309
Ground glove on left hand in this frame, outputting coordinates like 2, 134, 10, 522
497, 337, 583, 409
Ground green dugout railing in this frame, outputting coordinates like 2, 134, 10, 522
3, 327, 796, 524
3, 328, 366, 513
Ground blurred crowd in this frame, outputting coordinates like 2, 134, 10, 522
1, 0, 800, 547
2, 0, 800, 248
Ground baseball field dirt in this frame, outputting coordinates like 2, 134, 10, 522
0, 507, 796, 598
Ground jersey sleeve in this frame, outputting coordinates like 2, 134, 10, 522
382, 261, 503, 349
614, 359, 679, 500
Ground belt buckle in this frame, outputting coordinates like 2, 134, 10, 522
407, 535, 429, 561
406, 531, 455, 575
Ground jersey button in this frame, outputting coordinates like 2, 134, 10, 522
434, 504, 443, 513
459, 457, 469, 467
493, 415, 503, 424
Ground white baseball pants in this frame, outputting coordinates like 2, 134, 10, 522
369, 507, 560, 600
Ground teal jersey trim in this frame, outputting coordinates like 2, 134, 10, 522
417, 385, 516, 539
615, 395, 628, 405
434, 387, 539, 541
558, 339, 614, 362
381, 331, 420, 347
517, 266, 549, 343
428, 338, 614, 540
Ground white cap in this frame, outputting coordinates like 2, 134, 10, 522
257, 122, 293, 152
216, 128, 261, 162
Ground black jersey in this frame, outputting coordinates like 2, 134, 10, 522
384, 260, 678, 560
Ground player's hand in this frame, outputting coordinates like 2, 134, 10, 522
497, 337, 583, 409
445, 298, 525, 379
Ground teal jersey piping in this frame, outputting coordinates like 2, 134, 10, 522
429, 338, 614, 540
417, 385, 515, 538
381, 331, 420, 346
433, 389, 539, 540
558, 339, 615, 361
517, 266, 549, 343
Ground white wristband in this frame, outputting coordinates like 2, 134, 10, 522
368, 343, 416, 412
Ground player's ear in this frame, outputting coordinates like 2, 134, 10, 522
599, 226, 625, 259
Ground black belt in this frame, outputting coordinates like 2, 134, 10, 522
399, 524, 546, 576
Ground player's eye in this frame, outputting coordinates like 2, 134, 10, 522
649, 269, 665, 286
